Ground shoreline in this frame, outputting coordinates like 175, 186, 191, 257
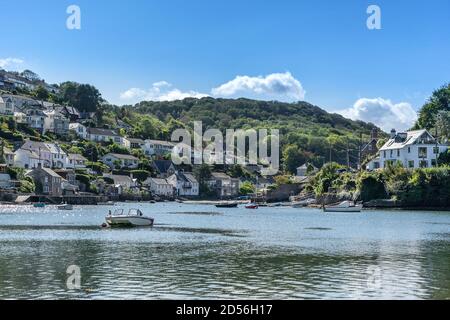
1, 200, 450, 211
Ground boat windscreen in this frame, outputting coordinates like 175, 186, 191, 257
114, 209, 124, 215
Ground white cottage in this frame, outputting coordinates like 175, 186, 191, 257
367, 129, 448, 170
167, 171, 199, 197
143, 177, 174, 197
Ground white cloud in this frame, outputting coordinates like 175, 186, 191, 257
0, 57, 24, 70
119, 82, 208, 103
338, 97, 418, 132
211, 72, 305, 102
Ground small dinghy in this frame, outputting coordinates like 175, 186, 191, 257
245, 203, 259, 209
106, 209, 154, 227
323, 201, 362, 213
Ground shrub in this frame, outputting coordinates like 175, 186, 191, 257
357, 172, 388, 202
19, 178, 35, 193
129, 170, 150, 182
240, 181, 255, 195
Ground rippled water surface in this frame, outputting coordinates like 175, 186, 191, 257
0, 203, 449, 299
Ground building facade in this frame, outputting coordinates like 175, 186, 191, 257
26, 165, 63, 196
101, 153, 139, 169
167, 171, 199, 197
367, 129, 448, 170
144, 177, 174, 197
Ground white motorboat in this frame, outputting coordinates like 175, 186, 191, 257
323, 201, 363, 212
105, 209, 154, 227
57, 204, 73, 210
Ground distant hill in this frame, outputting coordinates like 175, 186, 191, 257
113, 97, 382, 171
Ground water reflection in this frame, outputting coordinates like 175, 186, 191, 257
0, 203, 448, 299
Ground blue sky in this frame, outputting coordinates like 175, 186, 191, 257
1, 0, 449, 131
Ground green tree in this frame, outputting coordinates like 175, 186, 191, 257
435, 110, 450, 140
415, 83, 450, 130
33, 85, 50, 101
240, 181, 255, 195
58, 82, 103, 113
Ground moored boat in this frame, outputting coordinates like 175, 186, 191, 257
323, 201, 362, 213
57, 204, 73, 210
245, 203, 259, 209
215, 202, 238, 208
33, 202, 45, 208
105, 209, 154, 227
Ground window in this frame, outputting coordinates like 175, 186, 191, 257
431, 159, 437, 167
408, 161, 414, 168
419, 160, 428, 168
390, 150, 393, 157
383, 151, 386, 158
433, 147, 440, 154
418, 147, 427, 158
397, 149, 400, 157
408, 147, 411, 153
374, 162, 380, 169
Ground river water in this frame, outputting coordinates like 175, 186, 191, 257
0, 202, 448, 299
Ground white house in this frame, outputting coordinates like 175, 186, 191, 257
14, 148, 41, 169
0, 96, 14, 115
67, 153, 88, 169
101, 153, 139, 169
43, 109, 69, 135
127, 138, 145, 149
143, 177, 174, 197
25, 109, 47, 133
44, 143, 68, 169
19, 141, 68, 169
69, 123, 88, 139
207, 172, 240, 198
103, 174, 139, 195
167, 171, 199, 197
142, 139, 174, 157
87, 128, 129, 147
367, 129, 448, 170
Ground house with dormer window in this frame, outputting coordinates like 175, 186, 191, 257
367, 129, 448, 170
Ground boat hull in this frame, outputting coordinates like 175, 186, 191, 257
215, 203, 238, 208
106, 216, 154, 227
58, 205, 73, 210
323, 205, 362, 213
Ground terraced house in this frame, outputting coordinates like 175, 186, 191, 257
101, 153, 139, 169
86, 128, 130, 148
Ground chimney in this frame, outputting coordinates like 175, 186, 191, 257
371, 128, 378, 140
390, 129, 396, 139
